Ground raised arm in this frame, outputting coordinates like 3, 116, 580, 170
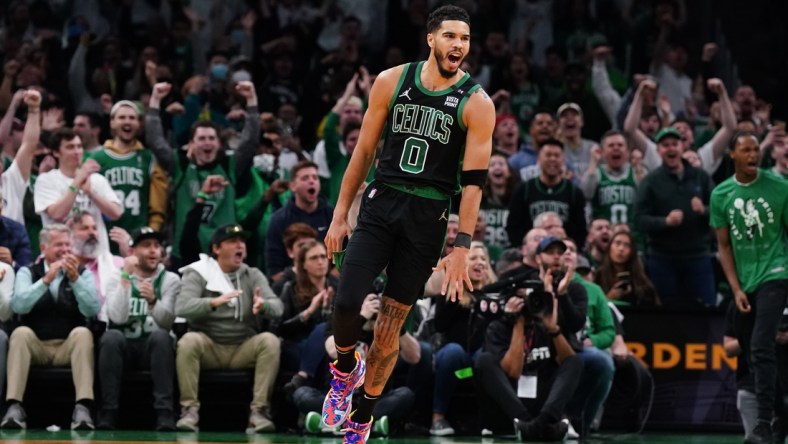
68, 41, 91, 112
15, 90, 42, 182
233, 81, 261, 189
706, 79, 737, 162
146, 83, 175, 172
623, 79, 656, 155
590, 48, 622, 126
0, 89, 24, 146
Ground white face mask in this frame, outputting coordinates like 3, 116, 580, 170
253, 153, 276, 174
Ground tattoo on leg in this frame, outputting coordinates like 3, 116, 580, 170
366, 349, 399, 394
362, 297, 412, 395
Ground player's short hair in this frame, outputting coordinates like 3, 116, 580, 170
601, 129, 627, 146
75, 112, 102, 129
189, 121, 221, 141
290, 160, 319, 179
537, 138, 564, 152
728, 130, 759, 151
426, 5, 470, 34
49, 128, 80, 151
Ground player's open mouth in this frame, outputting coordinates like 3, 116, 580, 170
447, 53, 461, 66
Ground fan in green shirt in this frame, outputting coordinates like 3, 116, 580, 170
711, 134, 788, 299
710, 131, 788, 443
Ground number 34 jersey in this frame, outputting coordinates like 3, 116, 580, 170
91, 142, 167, 233
376, 61, 481, 196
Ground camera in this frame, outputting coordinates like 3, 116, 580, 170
523, 288, 554, 318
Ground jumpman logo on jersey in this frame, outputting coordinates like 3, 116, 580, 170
439, 209, 448, 221
399, 88, 412, 101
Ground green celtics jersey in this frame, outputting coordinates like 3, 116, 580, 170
109, 271, 166, 340
172, 156, 236, 259
91, 148, 154, 232
592, 165, 637, 225
710, 170, 788, 293
479, 202, 509, 249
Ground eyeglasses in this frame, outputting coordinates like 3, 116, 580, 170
306, 253, 328, 261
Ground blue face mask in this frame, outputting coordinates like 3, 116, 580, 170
210, 63, 228, 81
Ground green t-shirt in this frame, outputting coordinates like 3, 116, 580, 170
592, 165, 637, 225
172, 157, 237, 259
573, 275, 615, 349
109, 271, 165, 341
710, 170, 788, 292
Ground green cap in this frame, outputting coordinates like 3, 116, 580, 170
654, 127, 682, 143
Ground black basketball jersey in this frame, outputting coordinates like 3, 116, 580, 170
375, 61, 481, 196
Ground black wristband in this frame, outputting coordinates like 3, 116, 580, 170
549, 328, 562, 338
454, 232, 472, 249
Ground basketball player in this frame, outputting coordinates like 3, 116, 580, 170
320, 5, 495, 444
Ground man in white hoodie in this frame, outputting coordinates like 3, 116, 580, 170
97, 227, 180, 431
175, 224, 283, 433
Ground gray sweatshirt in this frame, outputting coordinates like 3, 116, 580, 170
176, 263, 282, 345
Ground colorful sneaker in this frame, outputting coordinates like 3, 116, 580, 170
322, 352, 366, 428
342, 414, 373, 444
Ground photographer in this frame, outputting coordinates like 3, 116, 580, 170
474, 267, 582, 441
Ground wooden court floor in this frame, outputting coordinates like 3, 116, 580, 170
0, 430, 752, 443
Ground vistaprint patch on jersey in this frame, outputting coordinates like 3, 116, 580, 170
368, 188, 378, 199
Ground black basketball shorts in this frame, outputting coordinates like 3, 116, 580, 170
336, 181, 450, 307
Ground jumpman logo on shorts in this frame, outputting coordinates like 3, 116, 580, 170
399, 88, 412, 101
439, 209, 448, 221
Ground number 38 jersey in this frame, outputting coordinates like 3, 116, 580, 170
376, 61, 481, 196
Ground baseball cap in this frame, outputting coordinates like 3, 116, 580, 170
210, 224, 249, 246
495, 113, 517, 127
537, 236, 567, 254
557, 102, 583, 117
576, 255, 592, 274
110, 100, 141, 118
654, 127, 682, 143
130, 226, 164, 247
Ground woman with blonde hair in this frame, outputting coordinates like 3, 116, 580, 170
425, 241, 497, 436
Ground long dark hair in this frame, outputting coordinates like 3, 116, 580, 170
595, 231, 660, 306
482, 150, 520, 207
294, 240, 327, 307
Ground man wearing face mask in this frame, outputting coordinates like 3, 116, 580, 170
146, 80, 260, 269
